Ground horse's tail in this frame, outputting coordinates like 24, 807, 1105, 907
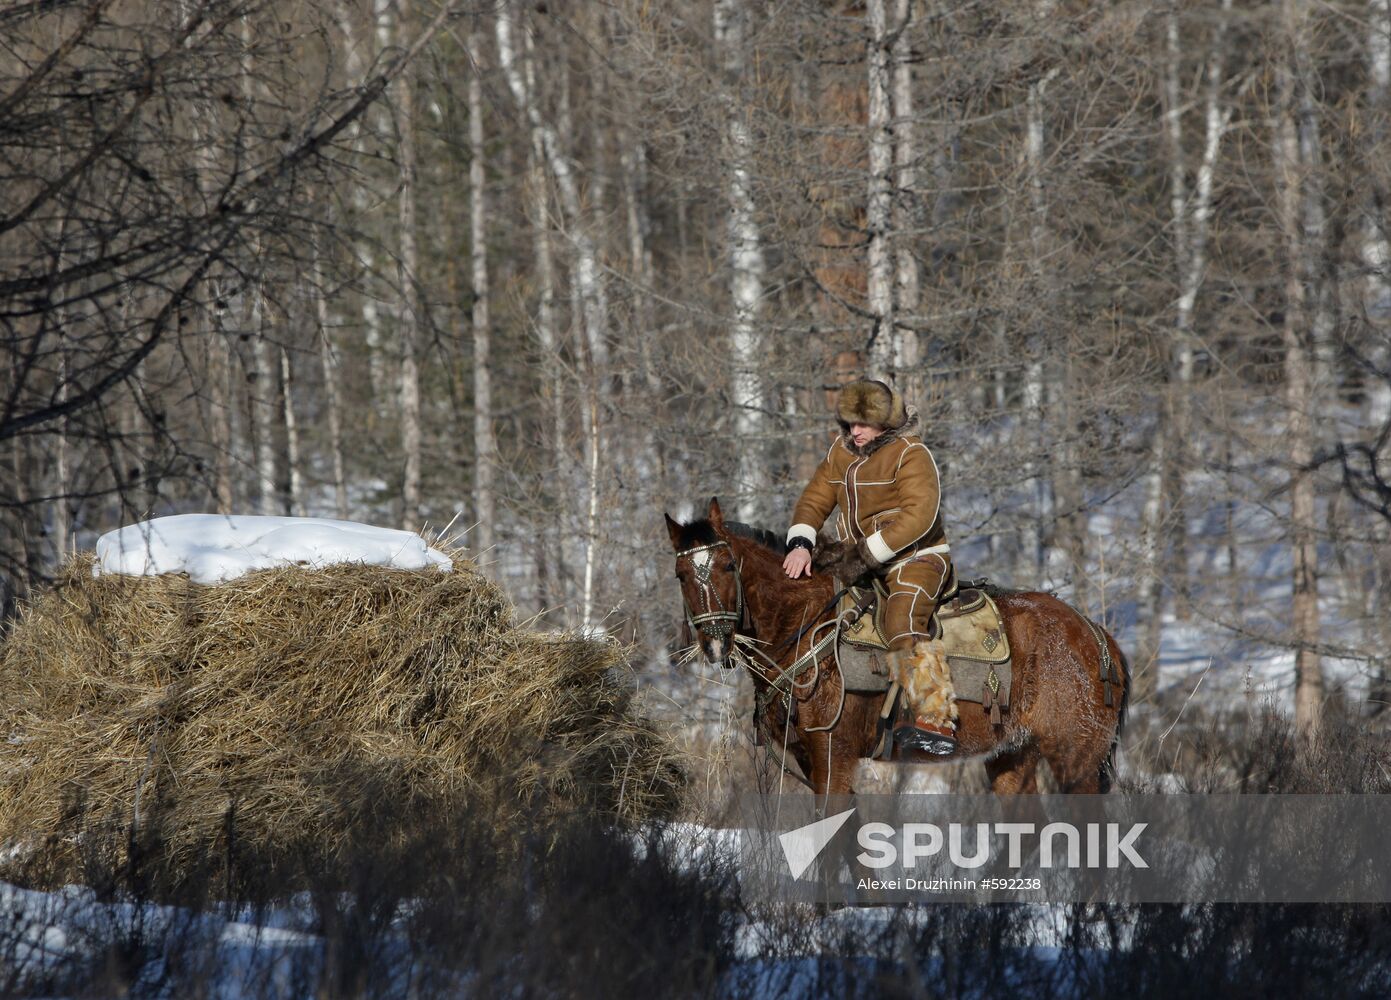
1099, 640, 1130, 794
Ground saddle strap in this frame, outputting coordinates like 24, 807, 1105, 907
1080, 614, 1119, 708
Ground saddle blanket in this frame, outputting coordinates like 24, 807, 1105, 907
835, 586, 1013, 719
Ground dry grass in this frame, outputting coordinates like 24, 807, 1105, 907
0, 552, 684, 887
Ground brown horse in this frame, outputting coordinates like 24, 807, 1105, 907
665, 498, 1128, 796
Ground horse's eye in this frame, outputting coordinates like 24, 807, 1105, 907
725, 563, 736, 572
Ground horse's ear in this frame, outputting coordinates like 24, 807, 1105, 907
708, 496, 725, 533
664, 512, 683, 549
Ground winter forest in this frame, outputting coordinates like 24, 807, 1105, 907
4, 0, 1391, 741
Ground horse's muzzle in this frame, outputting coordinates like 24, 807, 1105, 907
702, 634, 733, 667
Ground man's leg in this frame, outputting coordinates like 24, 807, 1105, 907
881, 554, 957, 755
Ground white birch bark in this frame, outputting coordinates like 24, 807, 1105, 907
715, 0, 767, 523
280, 347, 304, 516
470, 29, 496, 557
250, 311, 278, 516
497, 2, 608, 623
1364, 0, 1391, 337
523, 23, 566, 609
338, 0, 392, 421
315, 248, 348, 519
1021, 59, 1060, 576
237, 14, 277, 516
208, 295, 236, 513
179, 0, 234, 513
496, 6, 608, 372
396, 0, 422, 531
1139, 0, 1232, 680
891, 0, 920, 393
1365, 0, 1391, 711
525, 26, 564, 480
866, 0, 896, 380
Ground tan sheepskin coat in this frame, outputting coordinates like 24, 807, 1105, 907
786, 416, 948, 566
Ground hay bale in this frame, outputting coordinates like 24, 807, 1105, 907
0, 552, 684, 886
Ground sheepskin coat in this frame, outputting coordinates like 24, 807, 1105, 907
786, 412, 949, 566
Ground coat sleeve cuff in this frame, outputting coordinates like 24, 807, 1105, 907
787, 523, 818, 546
865, 531, 897, 565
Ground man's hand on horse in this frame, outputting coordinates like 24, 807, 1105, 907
783, 547, 813, 578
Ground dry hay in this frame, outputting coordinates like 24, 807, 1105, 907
0, 552, 684, 886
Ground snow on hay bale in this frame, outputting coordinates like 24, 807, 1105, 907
0, 517, 683, 884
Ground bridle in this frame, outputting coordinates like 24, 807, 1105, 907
672, 540, 750, 644
671, 535, 842, 792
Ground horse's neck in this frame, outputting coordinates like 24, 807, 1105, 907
728, 536, 834, 644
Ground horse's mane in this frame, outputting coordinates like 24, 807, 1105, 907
726, 521, 784, 553
673, 517, 783, 555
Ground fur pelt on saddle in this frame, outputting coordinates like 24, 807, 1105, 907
813, 535, 881, 583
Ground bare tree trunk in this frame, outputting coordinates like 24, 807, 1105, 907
208, 301, 236, 513
1364, 0, 1391, 332
315, 250, 348, 519
1277, 0, 1324, 735
238, 15, 278, 518
470, 29, 496, 556
397, 0, 422, 531
524, 23, 564, 477
498, 1, 608, 622
52, 347, 68, 561
280, 347, 304, 516
1022, 57, 1060, 577
1153, 0, 1232, 626
1365, 0, 1391, 713
51, 215, 70, 561
359, 0, 393, 421
496, 7, 607, 371
249, 300, 278, 517
715, 0, 767, 523
891, 0, 921, 397
865, 0, 895, 379
619, 134, 657, 398
523, 23, 565, 612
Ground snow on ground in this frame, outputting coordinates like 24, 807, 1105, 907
93, 514, 452, 585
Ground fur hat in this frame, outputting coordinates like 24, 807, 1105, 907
836, 379, 907, 431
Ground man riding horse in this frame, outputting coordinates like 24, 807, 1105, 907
781, 379, 958, 756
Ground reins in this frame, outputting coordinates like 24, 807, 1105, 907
674, 535, 854, 791
772, 582, 853, 657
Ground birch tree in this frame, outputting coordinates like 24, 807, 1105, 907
1136, 0, 1233, 701
715, 0, 768, 522
469, 27, 495, 556
496, 2, 609, 624
865, 0, 896, 380
396, 0, 423, 531
1275, 0, 1325, 734
891, 0, 921, 396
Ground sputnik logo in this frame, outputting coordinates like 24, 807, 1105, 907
779, 808, 856, 879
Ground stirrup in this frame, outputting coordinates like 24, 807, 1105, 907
893, 718, 957, 757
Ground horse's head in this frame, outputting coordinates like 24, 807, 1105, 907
664, 497, 750, 668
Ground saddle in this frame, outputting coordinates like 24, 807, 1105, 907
833, 575, 1013, 725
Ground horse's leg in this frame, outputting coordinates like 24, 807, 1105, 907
985, 744, 1041, 795
798, 732, 859, 798
1040, 730, 1114, 792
